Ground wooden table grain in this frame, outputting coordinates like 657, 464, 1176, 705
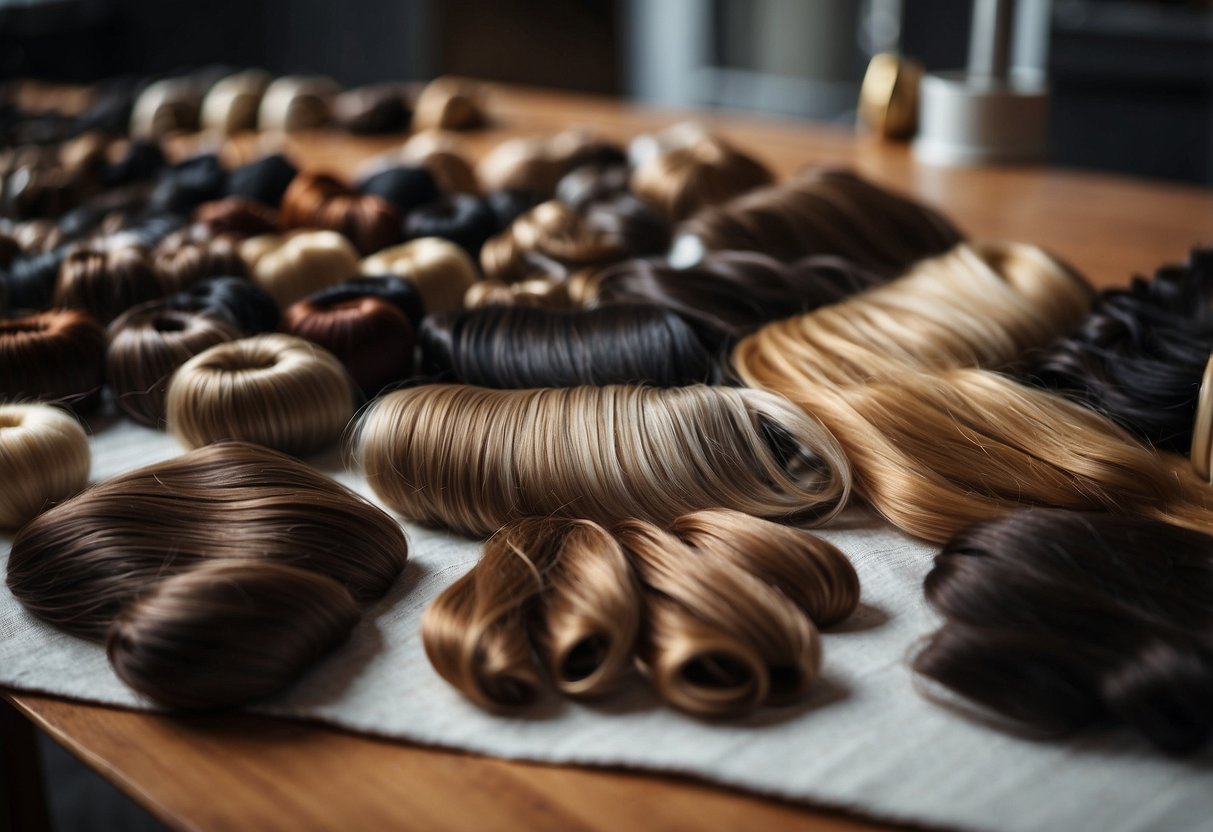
5, 81, 1213, 832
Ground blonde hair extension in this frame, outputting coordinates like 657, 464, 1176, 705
354, 384, 851, 536
0, 403, 90, 529
241, 230, 360, 308
360, 238, 479, 315
167, 334, 354, 456
630, 128, 773, 221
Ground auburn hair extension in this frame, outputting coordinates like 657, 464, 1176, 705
167, 334, 355, 456
915, 509, 1213, 755
6, 441, 408, 709
412, 77, 486, 132
193, 197, 280, 240
1028, 249, 1213, 454
106, 303, 241, 426
241, 230, 360, 308
257, 76, 339, 133
0, 309, 106, 409
732, 241, 1093, 388
305, 275, 425, 329
630, 129, 773, 221
0, 403, 90, 529
54, 238, 167, 323
282, 293, 416, 395
680, 168, 962, 272
152, 234, 248, 293
422, 517, 641, 709
200, 69, 270, 135
585, 251, 888, 346
353, 384, 851, 536
359, 237, 478, 315
165, 276, 280, 335
279, 172, 402, 256
418, 303, 720, 387
480, 198, 669, 284
618, 519, 820, 717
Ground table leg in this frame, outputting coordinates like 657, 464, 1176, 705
0, 697, 52, 832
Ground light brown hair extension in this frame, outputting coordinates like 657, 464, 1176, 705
152, 234, 248, 293
412, 77, 486, 132
107, 303, 240, 427
167, 334, 354, 456
200, 69, 271, 135
129, 78, 202, 138
0, 309, 106, 410
681, 168, 962, 273
241, 230, 360, 308
0, 403, 90, 529
360, 237, 479, 314
257, 76, 339, 132
477, 130, 625, 196
279, 172, 402, 256
390, 129, 480, 194
6, 441, 408, 709
630, 128, 774, 221
462, 277, 580, 310
423, 517, 641, 709
353, 384, 851, 536
480, 199, 667, 284
54, 239, 167, 323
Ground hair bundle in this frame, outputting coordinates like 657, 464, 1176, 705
5, 442, 409, 709
0, 403, 90, 529
241, 230, 360, 308
359, 237, 478, 315
54, 238, 167, 323
353, 384, 851, 536
280, 172, 402, 256
630, 127, 773, 221
0, 309, 106, 409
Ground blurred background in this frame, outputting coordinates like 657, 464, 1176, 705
1, 0, 1211, 183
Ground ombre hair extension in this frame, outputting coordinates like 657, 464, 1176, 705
282, 293, 416, 396
1028, 249, 1213, 454
423, 510, 857, 717
257, 76, 339, 133
241, 230, 360, 308
480, 198, 669, 284
630, 127, 773, 221
279, 172, 402, 256
107, 303, 241, 426
462, 277, 581, 311
0, 309, 106, 409
585, 251, 888, 346
360, 237, 478, 315
680, 168, 962, 272
130, 78, 202, 138
200, 69, 271, 135
54, 238, 167, 323
334, 83, 412, 134
915, 509, 1213, 755
418, 303, 720, 387
412, 77, 486, 132
5, 442, 408, 709
167, 334, 354, 456
391, 129, 480, 194
477, 130, 625, 196
0, 403, 89, 529
353, 384, 851, 536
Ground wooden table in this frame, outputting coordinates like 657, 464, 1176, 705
5, 82, 1213, 832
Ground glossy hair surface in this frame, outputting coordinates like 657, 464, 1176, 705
0, 403, 90, 529
0, 309, 106, 409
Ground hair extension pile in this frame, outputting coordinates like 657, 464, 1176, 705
5, 441, 408, 709
167, 334, 354, 456
680, 168, 962, 273
915, 509, 1213, 756
418, 303, 720, 387
107, 303, 240, 426
1027, 249, 1213, 454
0, 403, 90, 529
480, 198, 669, 284
0, 309, 106, 409
354, 384, 851, 536
423, 510, 858, 717
279, 172, 402, 256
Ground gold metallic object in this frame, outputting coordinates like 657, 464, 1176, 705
858, 52, 923, 140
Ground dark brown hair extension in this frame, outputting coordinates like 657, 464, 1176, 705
680, 168, 962, 273
152, 235, 249, 293
279, 172, 402, 256
106, 304, 240, 427
0, 231, 20, 268
281, 294, 416, 396
0, 309, 106, 409
418, 303, 720, 387
480, 197, 669, 284
333, 83, 411, 134
54, 239, 166, 323
193, 197, 280, 239
630, 131, 773, 221
586, 251, 888, 347
915, 509, 1213, 756
6, 441, 409, 710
